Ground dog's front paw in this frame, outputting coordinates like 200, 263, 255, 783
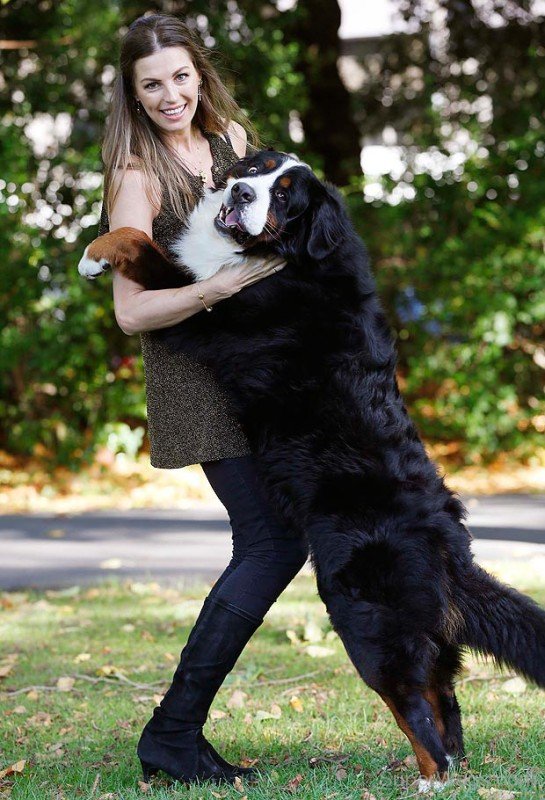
78, 245, 111, 280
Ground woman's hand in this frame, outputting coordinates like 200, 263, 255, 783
205, 255, 287, 299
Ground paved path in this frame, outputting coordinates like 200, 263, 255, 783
1, 494, 544, 590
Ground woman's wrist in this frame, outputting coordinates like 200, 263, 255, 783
197, 275, 235, 306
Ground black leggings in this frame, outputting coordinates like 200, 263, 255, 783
200, 456, 308, 622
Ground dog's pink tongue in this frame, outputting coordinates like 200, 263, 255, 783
225, 209, 241, 227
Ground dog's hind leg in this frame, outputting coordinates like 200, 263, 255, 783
380, 690, 450, 792
433, 643, 465, 765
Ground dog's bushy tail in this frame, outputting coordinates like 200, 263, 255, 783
458, 564, 545, 688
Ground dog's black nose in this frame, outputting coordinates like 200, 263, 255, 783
231, 182, 256, 204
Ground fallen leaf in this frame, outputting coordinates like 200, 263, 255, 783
0, 664, 14, 679
13, 705, 27, 714
233, 775, 245, 793
286, 773, 304, 792
73, 653, 91, 663
26, 689, 39, 701
335, 767, 347, 780
290, 695, 304, 713
28, 711, 52, 726
502, 677, 526, 694
137, 780, 151, 793
227, 690, 247, 709
477, 790, 517, 800
255, 710, 276, 721
56, 676, 75, 692
0, 760, 26, 779
304, 645, 334, 658
210, 709, 228, 720
361, 792, 377, 800
96, 665, 124, 678
303, 619, 323, 642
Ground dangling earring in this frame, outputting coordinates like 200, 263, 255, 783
135, 98, 141, 114
197, 83, 202, 102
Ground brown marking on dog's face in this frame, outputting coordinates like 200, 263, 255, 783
265, 158, 277, 170
279, 176, 292, 188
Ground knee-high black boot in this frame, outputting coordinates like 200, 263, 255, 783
137, 597, 263, 784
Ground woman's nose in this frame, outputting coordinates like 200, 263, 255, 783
163, 82, 181, 102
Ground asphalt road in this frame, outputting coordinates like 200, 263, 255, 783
1, 494, 544, 590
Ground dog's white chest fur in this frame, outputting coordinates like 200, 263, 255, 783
170, 190, 246, 281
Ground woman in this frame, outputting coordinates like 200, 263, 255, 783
100, 13, 309, 786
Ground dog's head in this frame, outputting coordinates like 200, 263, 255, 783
215, 150, 349, 260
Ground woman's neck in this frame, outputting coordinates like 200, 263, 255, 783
164, 123, 203, 156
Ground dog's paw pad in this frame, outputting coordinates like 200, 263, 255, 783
78, 247, 111, 279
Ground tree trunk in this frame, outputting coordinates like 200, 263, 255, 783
287, 0, 362, 185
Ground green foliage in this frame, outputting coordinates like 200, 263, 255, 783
355, 1, 545, 461
1, 0, 544, 466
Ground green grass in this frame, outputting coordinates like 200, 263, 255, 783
1, 574, 544, 800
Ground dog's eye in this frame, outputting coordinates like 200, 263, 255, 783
275, 190, 287, 202
248, 166, 258, 174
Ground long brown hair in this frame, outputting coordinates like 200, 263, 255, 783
102, 14, 260, 221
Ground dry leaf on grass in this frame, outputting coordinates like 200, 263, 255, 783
303, 619, 323, 642
56, 676, 75, 692
502, 677, 526, 694
304, 645, 334, 658
12, 706, 27, 715
289, 695, 304, 713
227, 690, 247, 709
232, 775, 245, 793
0, 761, 26, 779
360, 792, 377, 800
73, 653, 91, 663
96, 665, 125, 678
255, 703, 282, 721
137, 780, 151, 793
335, 766, 347, 780
285, 773, 304, 792
0, 655, 18, 680
210, 709, 228, 720
28, 711, 52, 726
477, 789, 517, 800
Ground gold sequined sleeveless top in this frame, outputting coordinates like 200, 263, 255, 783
99, 130, 250, 468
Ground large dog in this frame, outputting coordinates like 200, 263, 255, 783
79, 151, 545, 791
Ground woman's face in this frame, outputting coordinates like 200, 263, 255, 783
133, 46, 201, 134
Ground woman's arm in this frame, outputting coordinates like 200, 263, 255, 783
110, 166, 283, 336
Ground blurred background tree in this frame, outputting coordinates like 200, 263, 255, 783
0, 0, 543, 468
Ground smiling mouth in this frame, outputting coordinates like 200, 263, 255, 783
160, 104, 187, 118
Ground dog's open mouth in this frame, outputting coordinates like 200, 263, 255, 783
215, 204, 251, 244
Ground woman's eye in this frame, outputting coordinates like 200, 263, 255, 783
145, 82, 157, 90
248, 166, 258, 174
175, 73, 189, 81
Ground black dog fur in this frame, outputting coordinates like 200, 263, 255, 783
87, 151, 545, 783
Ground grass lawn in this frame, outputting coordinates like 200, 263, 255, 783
1, 573, 544, 800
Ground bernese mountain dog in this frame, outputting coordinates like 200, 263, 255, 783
79, 150, 545, 791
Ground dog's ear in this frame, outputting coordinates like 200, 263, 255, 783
307, 182, 349, 260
